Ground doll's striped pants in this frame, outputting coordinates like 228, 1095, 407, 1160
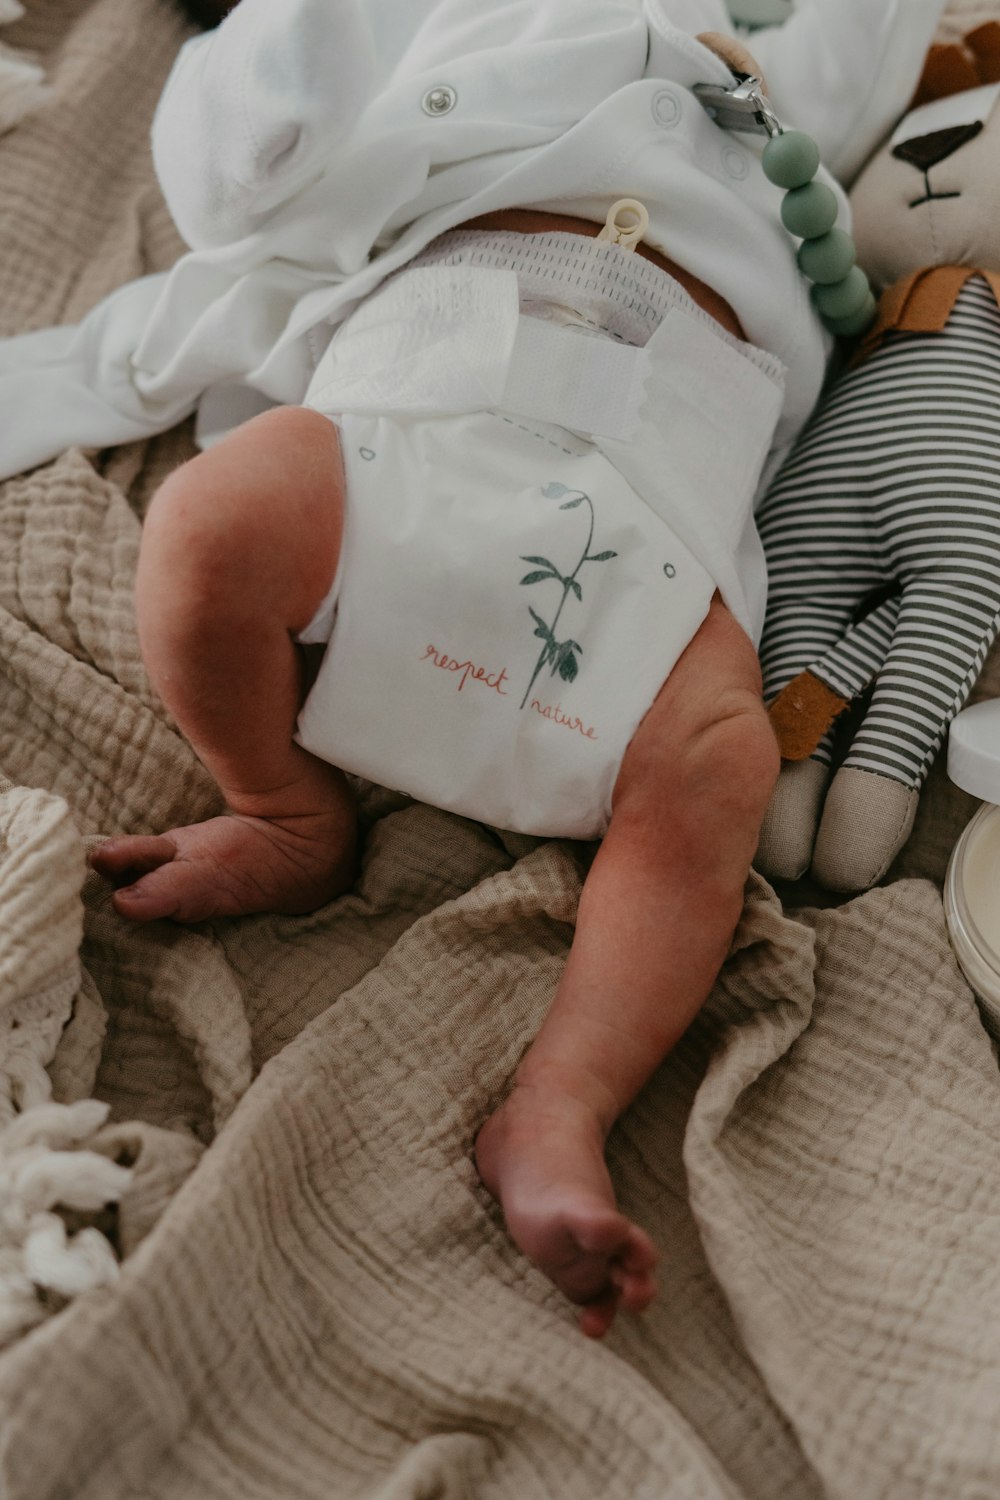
757, 275, 1000, 792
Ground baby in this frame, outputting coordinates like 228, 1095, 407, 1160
93, 254, 779, 1341
9, 0, 940, 1335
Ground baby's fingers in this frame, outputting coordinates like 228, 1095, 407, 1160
90, 834, 178, 883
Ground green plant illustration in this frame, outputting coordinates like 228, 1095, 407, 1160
518, 483, 617, 710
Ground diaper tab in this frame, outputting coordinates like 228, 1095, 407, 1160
303, 265, 522, 417
595, 306, 786, 640
500, 316, 648, 441
304, 262, 651, 442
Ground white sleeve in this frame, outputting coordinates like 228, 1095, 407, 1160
151, 0, 376, 249
747, 0, 948, 184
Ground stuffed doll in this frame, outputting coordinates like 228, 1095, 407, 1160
755, 2, 1000, 891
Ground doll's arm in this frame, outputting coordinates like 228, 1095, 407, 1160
151, 0, 376, 249
748, 0, 947, 184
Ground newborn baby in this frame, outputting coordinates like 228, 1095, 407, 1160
94, 211, 778, 1338
26, 0, 936, 1334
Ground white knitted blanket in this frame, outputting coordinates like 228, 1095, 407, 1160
2, 4, 1000, 1498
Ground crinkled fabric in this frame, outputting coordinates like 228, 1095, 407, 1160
3, 5, 1000, 1499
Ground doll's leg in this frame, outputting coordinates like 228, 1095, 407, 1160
476, 597, 778, 1337
807, 575, 1000, 890
756, 590, 901, 880
91, 405, 357, 921
832, 579, 1000, 788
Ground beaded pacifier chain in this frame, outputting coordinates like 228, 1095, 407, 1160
695, 69, 877, 337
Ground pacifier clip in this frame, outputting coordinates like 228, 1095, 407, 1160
694, 53, 876, 337
596, 197, 650, 251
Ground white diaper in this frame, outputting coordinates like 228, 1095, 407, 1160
295, 234, 785, 839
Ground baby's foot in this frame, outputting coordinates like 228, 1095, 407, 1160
475, 1085, 657, 1338
91, 802, 357, 923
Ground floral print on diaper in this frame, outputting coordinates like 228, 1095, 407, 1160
518, 483, 617, 711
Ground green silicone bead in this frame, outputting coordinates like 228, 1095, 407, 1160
762, 130, 821, 190
824, 291, 878, 338
812, 266, 870, 320
797, 227, 856, 285
781, 180, 838, 239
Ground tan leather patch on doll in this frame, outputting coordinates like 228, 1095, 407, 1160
912, 23, 1000, 107
768, 672, 850, 761
696, 32, 768, 95
915, 44, 984, 106
854, 267, 1000, 364
969, 21, 1000, 82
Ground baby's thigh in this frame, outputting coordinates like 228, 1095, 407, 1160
144, 405, 345, 627
612, 597, 778, 847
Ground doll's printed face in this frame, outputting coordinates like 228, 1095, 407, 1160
850, 76, 1000, 292
888, 84, 1000, 205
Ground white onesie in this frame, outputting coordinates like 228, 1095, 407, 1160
295, 231, 785, 838
0, 0, 946, 482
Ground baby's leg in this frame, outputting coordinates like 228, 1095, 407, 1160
476, 598, 779, 1336
91, 405, 357, 922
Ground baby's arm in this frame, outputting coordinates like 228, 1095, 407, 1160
151, 0, 377, 249
747, 0, 947, 183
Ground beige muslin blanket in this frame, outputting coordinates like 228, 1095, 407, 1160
2, 4, 1000, 1496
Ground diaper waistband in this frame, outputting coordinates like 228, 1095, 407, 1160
450, 210, 744, 338
408, 227, 741, 353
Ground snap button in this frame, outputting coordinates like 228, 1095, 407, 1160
422, 85, 457, 117
651, 89, 680, 127
722, 145, 748, 180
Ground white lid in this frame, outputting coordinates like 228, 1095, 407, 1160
948, 700, 1000, 804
